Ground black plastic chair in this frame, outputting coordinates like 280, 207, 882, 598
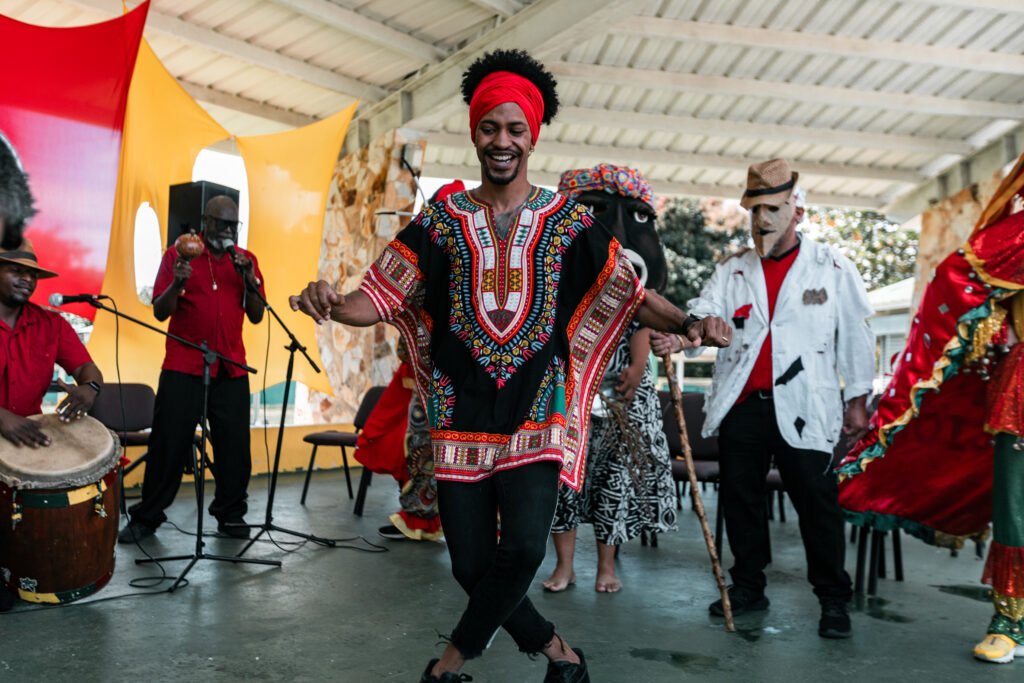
299, 385, 386, 505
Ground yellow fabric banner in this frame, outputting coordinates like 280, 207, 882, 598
87, 40, 230, 389
236, 104, 356, 395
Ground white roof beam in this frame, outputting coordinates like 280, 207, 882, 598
900, 0, 1024, 14
426, 132, 924, 183
423, 163, 884, 209
557, 106, 974, 155
67, 0, 386, 102
462, 0, 525, 17
270, 0, 446, 62
614, 17, 1024, 76
178, 80, 317, 129
548, 62, 1024, 120
345, 0, 638, 152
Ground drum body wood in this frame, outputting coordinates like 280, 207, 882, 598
0, 414, 120, 604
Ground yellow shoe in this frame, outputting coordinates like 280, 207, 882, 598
974, 633, 1024, 663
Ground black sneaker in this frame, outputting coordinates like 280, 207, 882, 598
420, 659, 473, 682
378, 523, 407, 540
708, 586, 770, 616
819, 597, 852, 638
544, 648, 589, 683
217, 517, 251, 539
117, 519, 156, 544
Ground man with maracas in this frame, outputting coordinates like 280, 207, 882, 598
119, 195, 265, 542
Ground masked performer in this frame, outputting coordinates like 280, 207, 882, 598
542, 164, 676, 594
291, 49, 729, 683
837, 154, 1024, 664
653, 159, 875, 639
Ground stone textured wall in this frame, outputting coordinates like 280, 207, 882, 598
912, 167, 1005, 313
296, 128, 426, 425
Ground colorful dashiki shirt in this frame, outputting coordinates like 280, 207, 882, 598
359, 187, 645, 489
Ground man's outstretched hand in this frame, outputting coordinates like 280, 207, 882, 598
290, 280, 343, 324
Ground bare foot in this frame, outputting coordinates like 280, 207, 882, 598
595, 568, 622, 593
542, 566, 576, 592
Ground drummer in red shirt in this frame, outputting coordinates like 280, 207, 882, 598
119, 195, 265, 542
0, 240, 104, 446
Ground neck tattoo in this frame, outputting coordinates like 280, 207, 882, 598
492, 196, 530, 241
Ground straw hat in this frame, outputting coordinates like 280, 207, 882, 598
0, 238, 59, 278
740, 158, 799, 210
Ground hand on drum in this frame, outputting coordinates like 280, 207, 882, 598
55, 378, 97, 424
0, 410, 50, 447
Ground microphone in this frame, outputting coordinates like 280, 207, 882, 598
49, 293, 106, 306
222, 238, 239, 259
221, 239, 260, 291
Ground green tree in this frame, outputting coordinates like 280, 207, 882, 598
803, 207, 918, 290
657, 198, 749, 308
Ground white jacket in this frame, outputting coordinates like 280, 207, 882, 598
686, 235, 875, 453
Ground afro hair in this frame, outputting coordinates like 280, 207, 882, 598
460, 49, 559, 124
0, 134, 35, 250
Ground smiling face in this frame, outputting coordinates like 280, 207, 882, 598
575, 189, 667, 293
0, 261, 38, 308
474, 102, 532, 187
750, 199, 801, 258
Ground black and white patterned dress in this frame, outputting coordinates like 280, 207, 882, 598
550, 324, 678, 545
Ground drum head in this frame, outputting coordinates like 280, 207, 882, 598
0, 414, 118, 489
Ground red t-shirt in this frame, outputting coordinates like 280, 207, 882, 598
0, 303, 93, 416
738, 245, 800, 404
154, 246, 265, 378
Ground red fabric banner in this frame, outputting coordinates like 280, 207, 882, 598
0, 3, 147, 319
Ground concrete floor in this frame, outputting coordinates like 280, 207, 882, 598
1, 469, 1019, 682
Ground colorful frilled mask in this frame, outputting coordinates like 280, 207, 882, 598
558, 163, 667, 293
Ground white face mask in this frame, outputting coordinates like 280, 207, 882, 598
750, 200, 796, 258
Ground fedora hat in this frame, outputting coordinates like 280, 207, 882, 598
0, 238, 58, 279
740, 158, 799, 210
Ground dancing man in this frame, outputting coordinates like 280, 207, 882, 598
291, 49, 728, 682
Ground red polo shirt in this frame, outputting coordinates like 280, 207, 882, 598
154, 246, 265, 378
0, 303, 93, 417
738, 244, 800, 404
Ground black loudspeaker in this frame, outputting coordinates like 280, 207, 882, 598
167, 180, 240, 247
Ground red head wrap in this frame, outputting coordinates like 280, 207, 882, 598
469, 71, 544, 146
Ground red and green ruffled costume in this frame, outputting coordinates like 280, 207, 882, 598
837, 155, 1024, 640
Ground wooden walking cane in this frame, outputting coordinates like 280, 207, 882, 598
661, 351, 735, 632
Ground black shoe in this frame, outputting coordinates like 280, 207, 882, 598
419, 659, 472, 682
217, 517, 251, 539
544, 648, 589, 683
709, 586, 770, 616
0, 585, 16, 612
378, 524, 407, 540
117, 519, 156, 544
819, 597, 852, 638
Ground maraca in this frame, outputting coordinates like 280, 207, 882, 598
174, 231, 204, 295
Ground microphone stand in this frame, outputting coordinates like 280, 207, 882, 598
233, 278, 335, 557
82, 299, 281, 591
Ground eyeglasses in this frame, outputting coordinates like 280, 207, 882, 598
202, 215, 240, 232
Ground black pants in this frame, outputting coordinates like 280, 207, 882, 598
437, 460, 560, 659
718, 394, 851, 601
128, 368, 251, 528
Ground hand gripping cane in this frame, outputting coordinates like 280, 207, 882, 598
661, 352, 734, 631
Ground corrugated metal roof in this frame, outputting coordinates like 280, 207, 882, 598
2, 0, 1022, 216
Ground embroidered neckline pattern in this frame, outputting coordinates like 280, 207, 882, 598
423, 188, 590, 388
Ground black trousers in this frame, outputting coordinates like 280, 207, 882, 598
128, 368, 251, 528
437, 460, 560, 660
718, 394, 851, 601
